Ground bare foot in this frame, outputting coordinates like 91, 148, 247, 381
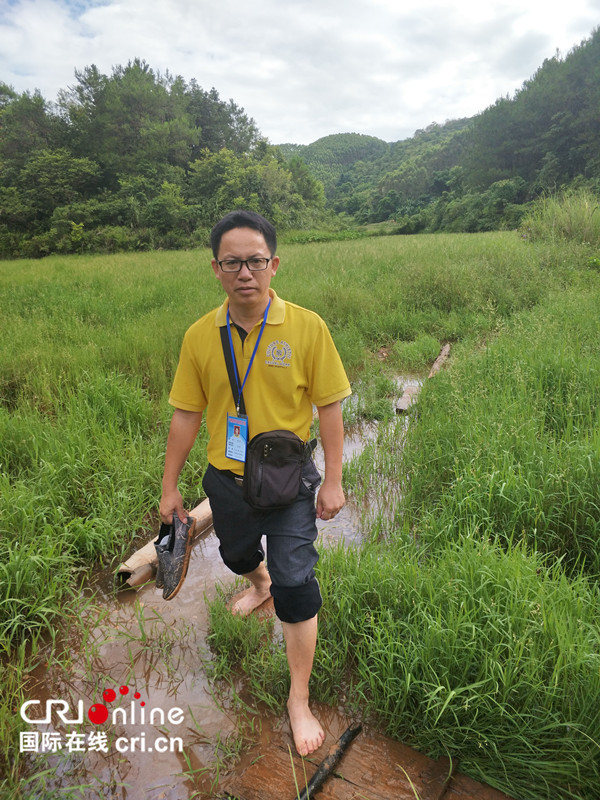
287, 696, 325, 756
231, 586, 272, 616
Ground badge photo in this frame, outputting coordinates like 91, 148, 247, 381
225, 414, 248, 462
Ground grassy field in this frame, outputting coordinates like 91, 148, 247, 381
1, 226, 599, 798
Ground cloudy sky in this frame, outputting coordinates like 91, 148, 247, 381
1, 0, 599, 145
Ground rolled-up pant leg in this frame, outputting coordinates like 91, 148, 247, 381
202, 464, 265, 574
201, 460, 323, 623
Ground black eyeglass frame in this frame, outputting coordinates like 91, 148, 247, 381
217, 257, 272, 273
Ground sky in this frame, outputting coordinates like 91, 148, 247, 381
1, 0, 599, 145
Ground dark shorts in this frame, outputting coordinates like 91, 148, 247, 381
201, 459, 323, 623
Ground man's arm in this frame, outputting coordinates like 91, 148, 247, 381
160, 408, 203, 524
315, 400, 345, 521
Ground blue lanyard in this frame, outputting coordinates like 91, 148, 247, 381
226, 299, 271, 414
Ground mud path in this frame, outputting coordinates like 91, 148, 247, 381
19, 423, 380, 798
21, 372, 497, 800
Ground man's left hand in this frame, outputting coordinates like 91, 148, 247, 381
316, 480, 345, 521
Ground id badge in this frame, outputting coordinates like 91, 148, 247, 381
225, 414, 248, 462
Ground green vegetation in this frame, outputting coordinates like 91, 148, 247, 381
210, 538, 600, 800
278, 132, 390, 199
0, 61, 327, 258
520, 189, 600, 247
2, 219, 600, 798
400, 288, 600, 570
282, 29, 600, 232
2, 28, 600, 257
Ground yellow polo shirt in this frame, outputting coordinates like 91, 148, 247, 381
169, 289, 352, 474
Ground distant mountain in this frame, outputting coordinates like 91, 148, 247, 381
277, 27, 600, 230
278, 133, 389, 198
2, 27, 599, 259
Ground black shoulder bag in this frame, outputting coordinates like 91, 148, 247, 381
220, 326, 315, 509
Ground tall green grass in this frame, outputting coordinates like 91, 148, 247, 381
280, 232, 564, 349
520, 189, 600, 247
0, 233, 569, 407
399, 280, 600, 576
0, 231, 590, 797
319, 536, 600, 800
208, 534, 600, 799
1, 250, 225, 406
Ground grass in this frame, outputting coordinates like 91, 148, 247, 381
399, 279, 600, 576
1, 228, 597, 798
320, 537, 600, 799
0, 232, 568, 407
207, 535, 600, 799
520, 189, 600, 248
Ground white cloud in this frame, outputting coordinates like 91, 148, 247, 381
0, 0, 598, 144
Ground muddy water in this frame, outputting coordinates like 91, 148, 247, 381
20, 420, 389, 799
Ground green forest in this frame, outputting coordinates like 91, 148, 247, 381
1, 27, 599, 257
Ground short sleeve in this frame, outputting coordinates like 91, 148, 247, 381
307, 317, 351, 407
168, 330, 208, 412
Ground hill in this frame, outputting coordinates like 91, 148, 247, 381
278, 133, 389, 198
278, 27, 600, 232
1, 27, 599, 257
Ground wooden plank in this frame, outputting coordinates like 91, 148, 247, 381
396, 383, 421, 413
297, 724, 363, 800
396, 343, 451, 414
445, 771, 514, 800
428, 343, 451, 378
218, 743, 320, 800
314, 734, 451, 800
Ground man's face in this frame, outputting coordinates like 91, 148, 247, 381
211, 227, 279, 314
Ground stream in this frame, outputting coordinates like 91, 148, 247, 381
19, 385, 418, 799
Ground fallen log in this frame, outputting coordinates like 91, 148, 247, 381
395, 383, 420, 413
116, 537, 160, 588
296, 723, 362, 800
396, 343, 451, 414
428, 342, 451, 378
116, 498, 213, 589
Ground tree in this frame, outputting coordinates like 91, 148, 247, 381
0, 89, 64, 181
17, 149, 100, 214
287, 156, 325, 207
143, 181, 189, 233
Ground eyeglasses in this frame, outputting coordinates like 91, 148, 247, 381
217, 257, 271, 273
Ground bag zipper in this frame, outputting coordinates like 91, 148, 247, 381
257, 443, 271, 498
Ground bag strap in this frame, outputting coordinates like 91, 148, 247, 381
305, 438, 318, 460
220, 326, 316, 458
220, 325, 246, 416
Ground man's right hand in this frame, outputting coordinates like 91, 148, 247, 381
159, 409, 203, 524
159, 488, 187, 524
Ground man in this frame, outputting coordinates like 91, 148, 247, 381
159, 210, 351, 756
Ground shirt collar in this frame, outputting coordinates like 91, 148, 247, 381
215, 289, 285, 327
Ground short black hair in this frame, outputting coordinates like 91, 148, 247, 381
210, 210, 277, 258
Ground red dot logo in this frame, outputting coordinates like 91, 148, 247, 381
119, 685, 129, 695
134, 692, 141, 699
103, 689, 117, 703
88, 704, 109, 725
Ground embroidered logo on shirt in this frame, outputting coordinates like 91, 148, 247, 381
265, 340, 292, 367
